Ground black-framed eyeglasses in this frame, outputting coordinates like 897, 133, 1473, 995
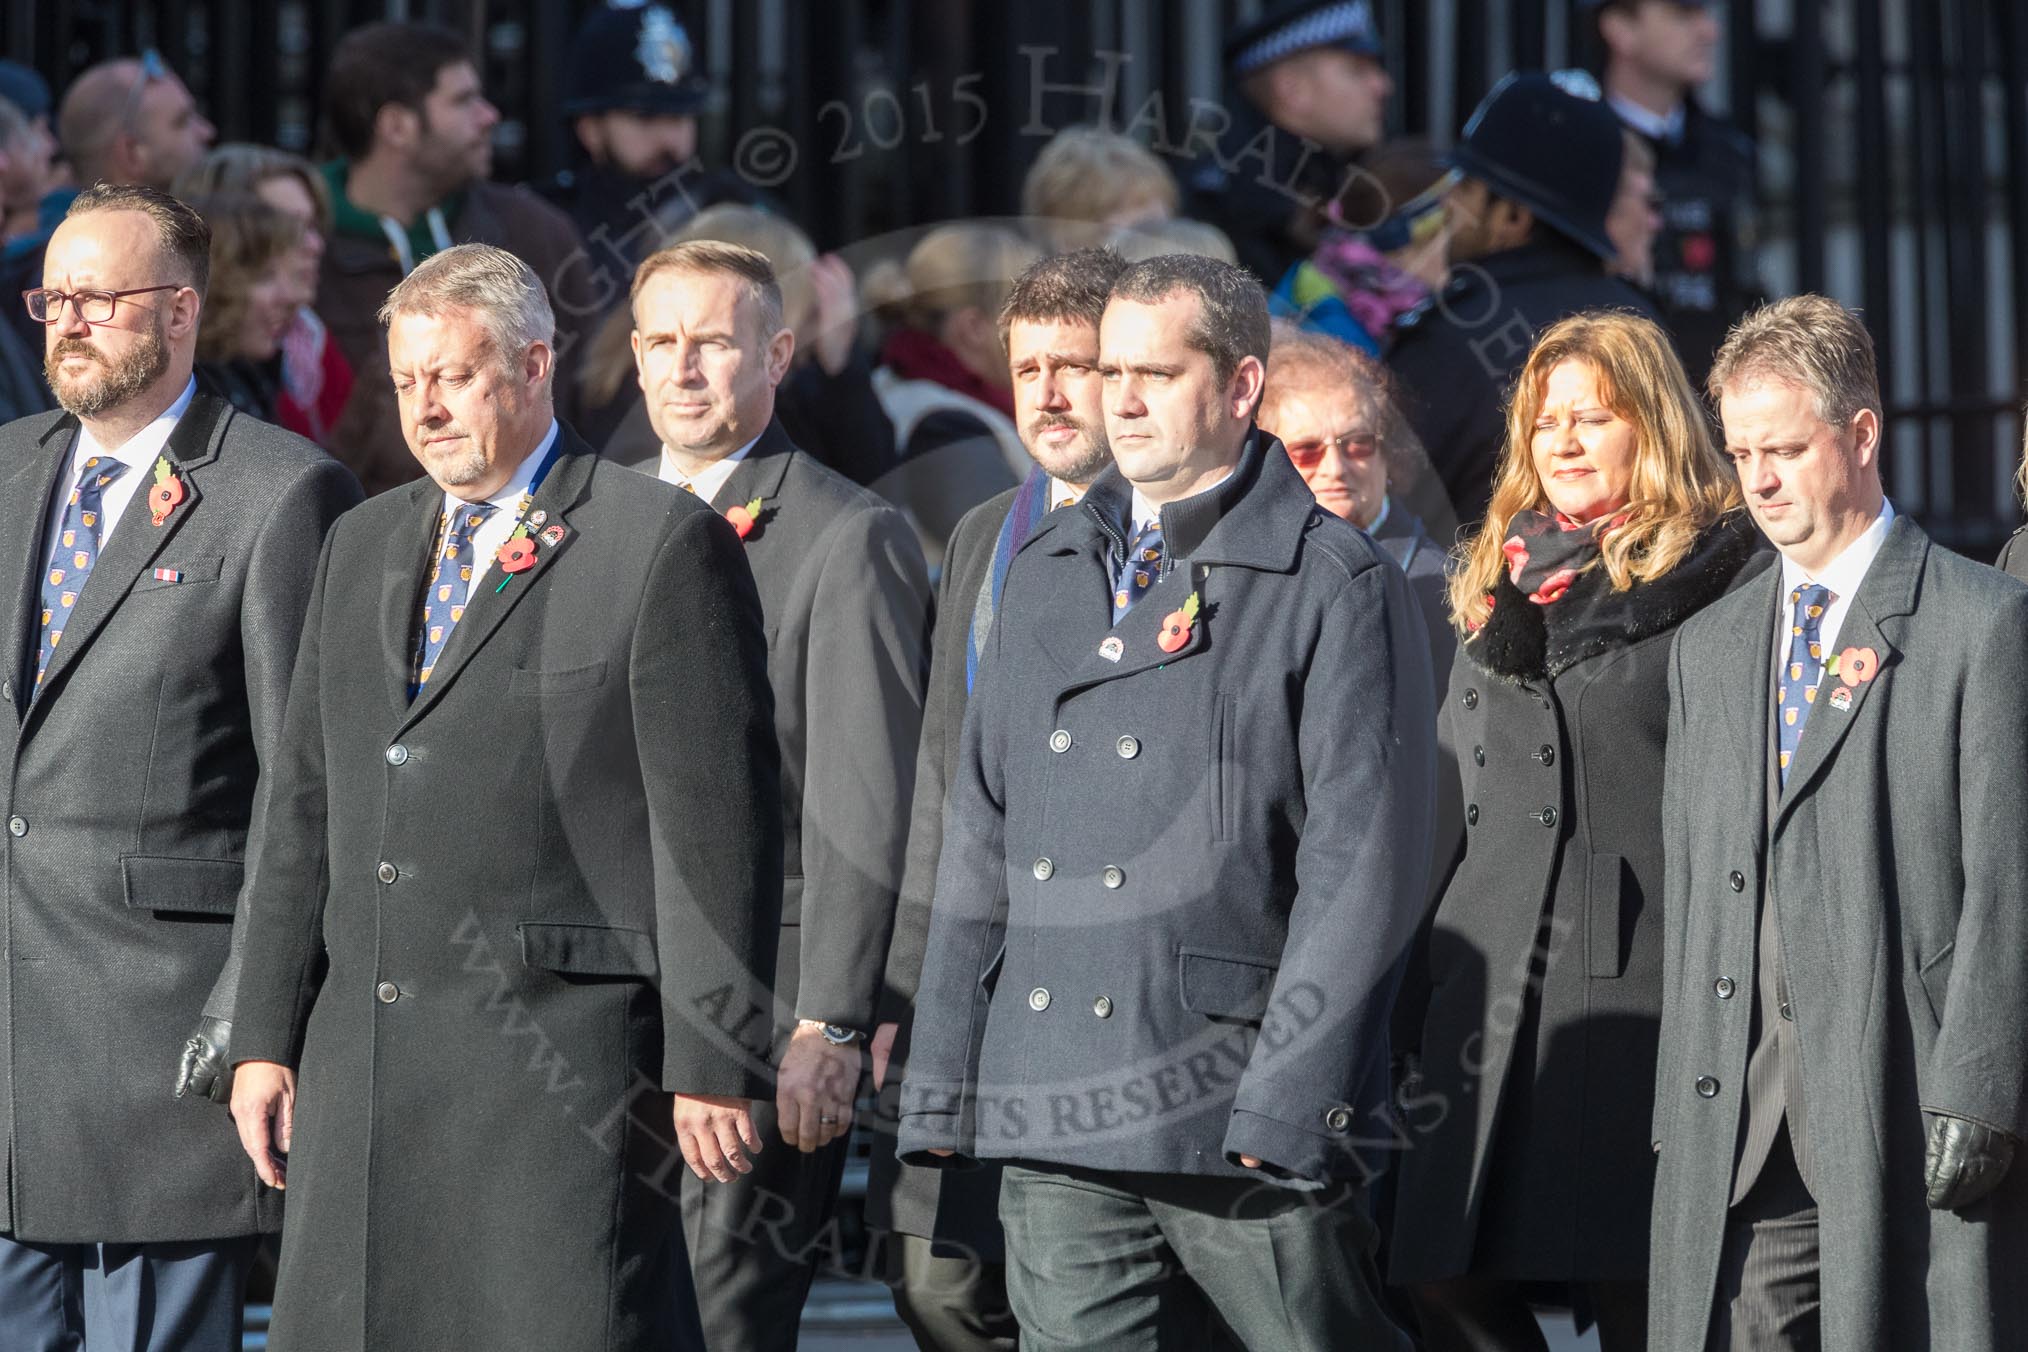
117, 49, 168, 135
22, 285, 182, 325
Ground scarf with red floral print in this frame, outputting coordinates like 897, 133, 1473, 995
1500, 508, 1626, 605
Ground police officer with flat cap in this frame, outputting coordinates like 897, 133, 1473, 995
1386, 71, 1662, 527
540, 2, 756, 282
1184, 0, 1395, 286
1589, 0, 1759, 389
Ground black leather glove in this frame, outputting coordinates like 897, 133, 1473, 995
174, 1016, 234, 1105
1923, 1110, 2016, 1211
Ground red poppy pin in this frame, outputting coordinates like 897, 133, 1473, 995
1831, 646, 1879, 684
725, 497, 765, 541
1157, 592, 1201, 654
148, 456, 185, 526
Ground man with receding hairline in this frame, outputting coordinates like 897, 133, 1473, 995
227, 242, 781, 1352
56, 54, 215, 192
0, 181, 357, 1352
1651, 294, 2028, 1351
623, 237, 930, 1352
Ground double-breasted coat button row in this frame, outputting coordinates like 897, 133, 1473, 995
1694, 1075, 1720, 1098
1050, 731, 1142, 757
1101, 866, 1125, 889
1092, 996, 1113, 1018
1028, 987, 1051, 1011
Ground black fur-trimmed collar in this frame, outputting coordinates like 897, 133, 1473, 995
1466, 510, 1768, 683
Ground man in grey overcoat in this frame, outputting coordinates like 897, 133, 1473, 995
898, 254, 1435, 1349
0, 185, 360, 1350
623, 239, 930, 1351
228, 245, 783, 1352
1650, 294, 2028, 1350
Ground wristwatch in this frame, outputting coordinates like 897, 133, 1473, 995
798, 1018, 865, 1046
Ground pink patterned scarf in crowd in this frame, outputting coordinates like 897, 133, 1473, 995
1501, 508, 1628, 605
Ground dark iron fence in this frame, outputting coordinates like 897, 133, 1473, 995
7, 0, 2024, 550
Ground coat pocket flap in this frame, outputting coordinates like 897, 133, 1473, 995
516, 922, 658, 978
507, 661, 609, 696
1588, 853, 1626, 979
1916, 941, 1955, 1024
132, 556, 226, 589
978, 943, 1007, 995
1178, 948, 1279, 1020
119, 855, 244, 916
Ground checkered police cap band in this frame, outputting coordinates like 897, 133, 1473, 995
1231, 1, 1381, 78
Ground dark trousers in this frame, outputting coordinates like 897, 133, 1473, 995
0, 1234, 258, 1352
1708, 1129, 1820, 1351
1408, 1277, 1648, 1352
998, 1162, 1410, 1352
677, 1094, 851, 1352
887, 1231, 1019, 1352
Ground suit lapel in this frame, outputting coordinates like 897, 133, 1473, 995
399, 438, 596, 728
1, 416, 76, 718
379, 479, 447, 719
1774, 598, 1895, 819
711, 422, 794, 531
1055, 561, 1213, 695
1719, 563, 1780, 844
1773, 517, 1924, 826
29, 395, 227, 709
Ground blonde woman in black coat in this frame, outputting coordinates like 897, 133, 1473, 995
1389, 310, 1765, 1351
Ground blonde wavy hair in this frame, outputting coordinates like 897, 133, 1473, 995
1448, 309, 1739, 633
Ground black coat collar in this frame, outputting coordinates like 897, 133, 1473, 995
1466, 510, 1767, 683
1039, 426, 1318, 575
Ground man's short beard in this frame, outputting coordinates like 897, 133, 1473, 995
1025, 416, 1111, 486
46, 321, 171, 419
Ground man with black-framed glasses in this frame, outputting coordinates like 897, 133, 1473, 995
54, 52, 215, 193
0, 182, 358, 1352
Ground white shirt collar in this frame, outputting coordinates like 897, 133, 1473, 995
1047, 476, 1087, 511
1608, 93, 1686, 144
1778, 498, 1896, 608
445, 419, 559, 519
658, 434, 760, 507
75, 376, 197, 475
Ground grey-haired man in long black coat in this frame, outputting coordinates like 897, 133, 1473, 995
898, 254, 1434, 1349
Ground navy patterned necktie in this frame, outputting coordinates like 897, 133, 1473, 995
412, 500, 498, 700
1776, 583, 1832, 784
35, 455, 129, 689
1111, 521, 1164, 624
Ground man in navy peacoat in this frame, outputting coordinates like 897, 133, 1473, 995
898, 254, 1434, 1350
